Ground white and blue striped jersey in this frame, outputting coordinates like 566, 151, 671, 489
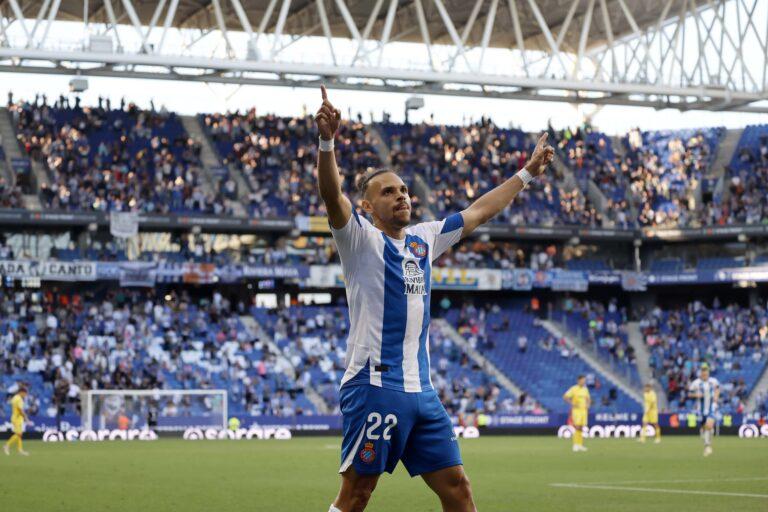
689, 377, 719, 416
330, 209, 464, 393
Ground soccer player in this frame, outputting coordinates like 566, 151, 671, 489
689, 363, 719, 456
4, 386, 30, 456
563, 375, 590, 452
640, 382, 661, 444
315, 86, 554, 512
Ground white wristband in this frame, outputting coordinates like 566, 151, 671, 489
319, 137, 334, 152
516, 168, 534, 186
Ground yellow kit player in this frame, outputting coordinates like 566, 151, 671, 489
640, 382, 661, 444
4, 387, 30, 456
564, 375, 590, 452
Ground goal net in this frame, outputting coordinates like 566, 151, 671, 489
81, 389, 227, 431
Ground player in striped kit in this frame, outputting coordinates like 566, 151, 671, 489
688, 364, 720, 457
315, 86, 554, 512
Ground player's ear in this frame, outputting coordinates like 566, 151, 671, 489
360, 198, 373, 215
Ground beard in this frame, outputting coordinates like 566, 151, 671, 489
392, 208, 411, 227
392, 216, 410, 228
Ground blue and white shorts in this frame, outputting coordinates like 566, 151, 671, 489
338, 384, 462, 477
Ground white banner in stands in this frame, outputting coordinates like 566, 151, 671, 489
109, 211, 139, 238
0, 260, 97, 281
308, 265, 345, 288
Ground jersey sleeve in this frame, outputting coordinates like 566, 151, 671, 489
414, 213, 465, 262
329, 210, 371, 272
564, 386, 575, 400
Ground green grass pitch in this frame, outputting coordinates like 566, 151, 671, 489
1, 436, 766, 511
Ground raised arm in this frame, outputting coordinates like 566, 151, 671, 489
315, 85, 353, 229
460, 133, 555, 238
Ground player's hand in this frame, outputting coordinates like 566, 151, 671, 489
526, 133, 555, 177
316, 85, 341, 141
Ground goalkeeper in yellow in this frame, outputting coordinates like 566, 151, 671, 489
4, 387, 30, 456
640, 382, 661, 444
564, 375, 590, 452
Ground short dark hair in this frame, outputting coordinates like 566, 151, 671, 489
357, 168, 397, 196
577, 374, 585, 380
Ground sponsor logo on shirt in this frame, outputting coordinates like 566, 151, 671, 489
402, 260, 426, 296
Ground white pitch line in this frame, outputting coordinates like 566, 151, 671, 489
570, 477, 768, 485
550, 483, 768, 499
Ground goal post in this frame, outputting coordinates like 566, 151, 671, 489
81, 389, 228, 431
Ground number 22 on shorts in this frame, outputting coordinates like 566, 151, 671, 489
366, 412, 397, 440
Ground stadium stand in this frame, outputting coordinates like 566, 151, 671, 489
555, 298, 640, 386
3, 93, 768, 427
0, 176, 23, 209
554, 124, 633, 229
7, 98, 761, 233
443, 300, 641, 413
251, 303, 523, 416
380, 119, 602, 227
10, 97, 232, 214
198, 111, 434, 219
0, 288, 316, 424
705, 124, 768, 226
624, 127, 724, 227
639, 300, 768, 415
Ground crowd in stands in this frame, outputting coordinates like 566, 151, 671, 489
3, 286, 767, 422
11, 95, 234, 215
704, 126, 768, 226
752, 390, 768, 418
552, 123, 633, 228
625, 127, 722, 227
253, 301, 524, 416
0, 177, 23, 209
381, 118, 603, 227
7, 93, 768, 232
558, 298, 639, 385
199, 111, 431, 219
639, 299, 768, 414
0, 288, 312, 425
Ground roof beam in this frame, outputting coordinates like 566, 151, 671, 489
377, 0, 398, 66
432, 0, 474, 72
4, 61, 767, 113
479, 0, 498, 70
526, 0, 569, 76
414, 0, 435, 70
316, 0, 336, 65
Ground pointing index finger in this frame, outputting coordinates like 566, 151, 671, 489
321, 84, 328, 101
537, 133, 548, 146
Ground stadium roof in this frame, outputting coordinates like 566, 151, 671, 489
29, 0, 678, 53
1, 0, 766, 112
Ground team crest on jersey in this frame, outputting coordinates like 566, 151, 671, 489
360, 442, 376, 463
408, 241, 427, 258
402, 260, 426, 296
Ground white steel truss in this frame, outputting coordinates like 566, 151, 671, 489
0, 0, 765, 112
